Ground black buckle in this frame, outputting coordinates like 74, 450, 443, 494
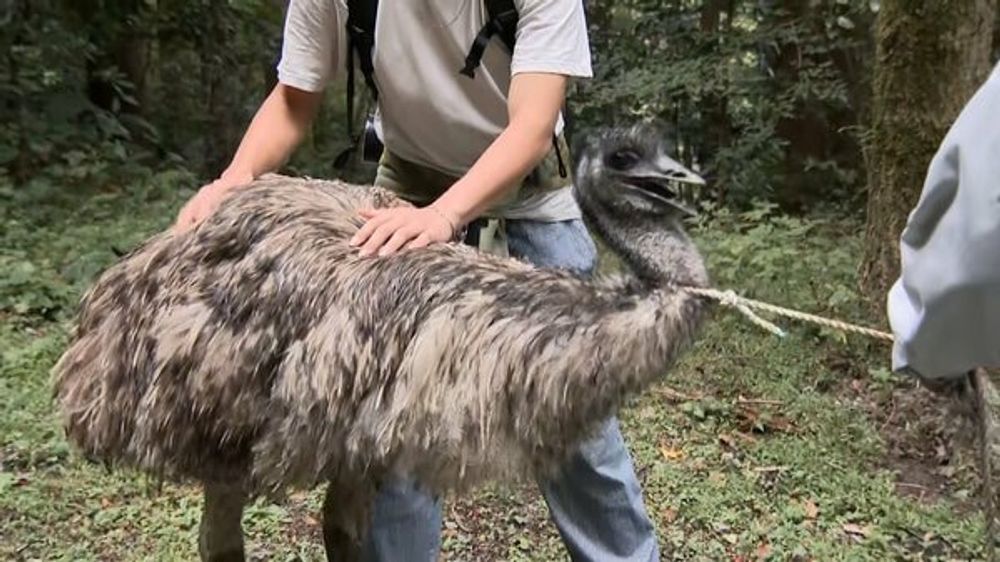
460, 11, 517, 78
462, 218, 489, 247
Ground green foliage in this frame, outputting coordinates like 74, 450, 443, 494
0, 166, 195, 320
0, 255, 74, 318
693, 202, 860, 301
0, 0, 350, 191
575, 0, 875, 209
689, 200, 871, 346
0, 1, 145, 186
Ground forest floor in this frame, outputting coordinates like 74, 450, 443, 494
0, 171, 990, 561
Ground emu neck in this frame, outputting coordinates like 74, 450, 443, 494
585, 211, 707, 288
507, 226, 708, 478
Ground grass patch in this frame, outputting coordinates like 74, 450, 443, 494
0, 181, 987, 560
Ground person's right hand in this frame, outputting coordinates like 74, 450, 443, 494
174, 172, 253, 233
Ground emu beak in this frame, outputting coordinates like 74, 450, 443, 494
652, 154, 706, 187
624, 154, 705, 217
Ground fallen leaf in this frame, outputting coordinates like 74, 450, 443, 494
738, 405, 760, 425
660, 444, 686, 461
304, 515, 320, 527
842, 523, 871, 539
937, 465, 957, 478
100, 497, 113, 509
735, 406, 794, 434
766, 415, 794, 433
719, 433, 736, 448
935, 443, 950, 462
755, 541, 772, 560
803, 500, 819, 519
661, 507, 678, 524
656, 386, 697, 402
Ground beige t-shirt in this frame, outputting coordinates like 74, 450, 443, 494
277, 0, 593, 220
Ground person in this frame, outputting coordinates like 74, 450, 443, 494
887, 61, 1000, 381
174, 1, 661, 560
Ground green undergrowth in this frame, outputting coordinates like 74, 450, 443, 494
0, 180, 986, 560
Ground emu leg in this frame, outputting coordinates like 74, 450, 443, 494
321, 477, 375, 562
198, 481, 248, 562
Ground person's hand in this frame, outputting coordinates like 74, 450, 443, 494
174, 172, 254, 232
350, 205, 460, 257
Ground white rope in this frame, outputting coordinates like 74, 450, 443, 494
683, 286, 895, 343
715, 289, 787, 338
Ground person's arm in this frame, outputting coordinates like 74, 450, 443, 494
174, 85, 322, 231
222, 85, 323, 186
350, 72, 567, 256
175, 0, 343, 232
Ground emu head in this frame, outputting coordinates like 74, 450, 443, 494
572, 124, 705, 226
572, 124, 709, 286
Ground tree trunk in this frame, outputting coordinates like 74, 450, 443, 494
263, 0, 287, 93
6, 0, 32, 184
698, 0, 733, 203
994, 3, 1000, 59
78, 0, 150, 115
762, 0, 836, 211
860, 0, 995, 311
202, 0, 239, 176
114, 32, 150, 113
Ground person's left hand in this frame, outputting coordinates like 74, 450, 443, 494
350, 205, 460, 257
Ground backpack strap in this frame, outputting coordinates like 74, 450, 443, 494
463, 0, 568, 178
335, 0, 380, 169
460, 0, 518, 78
345, 0, 379, 137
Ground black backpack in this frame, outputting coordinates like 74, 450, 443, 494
335, 0, 568, 178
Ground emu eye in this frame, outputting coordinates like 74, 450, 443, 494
606, 149, 641, 171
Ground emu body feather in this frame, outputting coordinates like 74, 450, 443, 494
53, 125, 710, 559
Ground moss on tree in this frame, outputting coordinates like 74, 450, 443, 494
861, 0, 996, 309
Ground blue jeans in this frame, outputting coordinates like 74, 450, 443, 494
362, 219, 659, 562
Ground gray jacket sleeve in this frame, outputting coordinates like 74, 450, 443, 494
887, 62, 1000, 380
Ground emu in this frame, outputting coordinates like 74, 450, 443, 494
53, 125, 710, 561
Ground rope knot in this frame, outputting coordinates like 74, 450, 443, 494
719, 289, 740, 307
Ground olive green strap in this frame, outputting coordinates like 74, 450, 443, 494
374, 151, 510, 256
372, 135, 573, 256
374, 150, 454, 207
475, 217, 509, 257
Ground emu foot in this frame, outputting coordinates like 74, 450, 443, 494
322, 477, 375, 562
199, 481, 248, 562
